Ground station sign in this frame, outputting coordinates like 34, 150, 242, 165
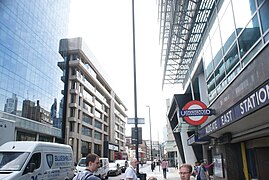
179, 100, 213, 126
199, 80, 269, 138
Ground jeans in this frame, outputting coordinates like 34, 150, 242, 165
162, 168, 167, 179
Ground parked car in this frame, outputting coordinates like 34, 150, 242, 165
76, 157, 109, 179
114, 160, 129, 173
108, 162, 121, 176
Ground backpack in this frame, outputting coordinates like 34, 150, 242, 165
82, 172, 93, 180
74, 171, 94, 180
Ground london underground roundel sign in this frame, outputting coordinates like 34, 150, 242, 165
179, 100, 212, 126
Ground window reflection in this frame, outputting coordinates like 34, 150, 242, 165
219, 2, 235, 54
233, 0, 256, 34
224, 43, 239, 74
238, 15, 260, 58
204, 0, 264, 103
259, 1, 269, 34
215, 62, 226, 85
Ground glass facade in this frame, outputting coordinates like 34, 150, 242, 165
201, 0, 269, 102
0, 1, 70, 126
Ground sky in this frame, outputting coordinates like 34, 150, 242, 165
68, 0, 181, 141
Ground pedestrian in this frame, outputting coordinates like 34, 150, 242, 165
161, 159, 169, 179
124, 158, 138, 180
148, 177, 157, 180
73, 153, 101, 180
179, 163, 193, 180
151, 161, 155, 172
193, 161, 200, 177
196, 160, 210, 180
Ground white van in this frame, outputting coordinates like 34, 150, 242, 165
0, 141, 74, 180
76, 157, 109, 179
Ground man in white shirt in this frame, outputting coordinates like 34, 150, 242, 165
124, 158, 138, 180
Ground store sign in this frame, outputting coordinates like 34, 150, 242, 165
109, 144, 119, 151
179, 100, 213, 126
199, 81, 269, 138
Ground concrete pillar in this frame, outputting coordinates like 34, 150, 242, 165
181, 132, 196, 165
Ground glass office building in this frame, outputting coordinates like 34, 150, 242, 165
0, 0, 70, 141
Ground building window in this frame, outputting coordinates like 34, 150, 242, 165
81, 141, 92, 157
82, 113, 92, 125
95, 110, 102, 119
260, 1, 269, 34
83, 101, 92, 113
95, 120, 102, 130
238, 15, 261, 59
17, 131, 36, 141
94, 144, 101, 156
104, 135, 108, 141
104, 125, 108, 132
94, 131, 102, 140
78, 110, 81, 119
71, 81, 76, 89
82, 126, 92, 137
104, 116, 108, 123
69, 122, 74, 132
71, 94, 76, 103
70, 108, 75, 117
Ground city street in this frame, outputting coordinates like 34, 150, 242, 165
108, 164, 180, 180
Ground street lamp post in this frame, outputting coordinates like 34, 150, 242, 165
131, 0, 139, 173
146, 105, 153, 162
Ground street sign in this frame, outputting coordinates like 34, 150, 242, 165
131, 127, 142, 144
127, 118, 145, 124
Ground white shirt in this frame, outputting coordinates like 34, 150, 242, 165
124, 166, 137, 180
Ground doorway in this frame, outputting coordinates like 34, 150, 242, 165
255, 147, 269, 180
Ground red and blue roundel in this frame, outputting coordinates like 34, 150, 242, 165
179, 100, 212, 126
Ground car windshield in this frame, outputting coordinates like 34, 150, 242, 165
0, 152, 30, 171
78, 158, 86, 167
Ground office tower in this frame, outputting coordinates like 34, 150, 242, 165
0, 0, 70, 141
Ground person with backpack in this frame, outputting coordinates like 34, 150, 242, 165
73, 153, 101, 180
195, 160, 210, 180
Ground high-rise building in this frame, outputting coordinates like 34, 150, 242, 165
0, 0, 70, 142
160, 0, 269, 179
4, 93, 18, 115
58, 37, 128, 162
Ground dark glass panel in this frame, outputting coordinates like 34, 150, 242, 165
259, 0, 269, 33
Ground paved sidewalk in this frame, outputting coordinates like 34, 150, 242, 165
139, 165, 180, 180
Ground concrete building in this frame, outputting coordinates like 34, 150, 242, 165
58, 37, 128, 162
159, 0, 269, 179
